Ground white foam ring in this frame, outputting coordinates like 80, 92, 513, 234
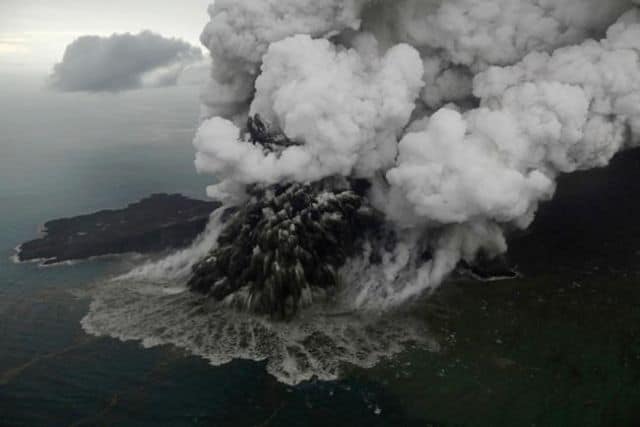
81, 278, 436, 385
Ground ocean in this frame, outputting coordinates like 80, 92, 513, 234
1, 73, 639, 426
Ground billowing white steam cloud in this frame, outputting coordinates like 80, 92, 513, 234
194, 0, 640, 307
50, 31, 204, 92
198, 0, 368, 118
195, 34, 424, 199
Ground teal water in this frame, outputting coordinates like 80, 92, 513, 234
1, 74, 640, 426
0, 75, 422, 426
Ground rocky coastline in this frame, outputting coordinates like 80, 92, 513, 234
16, 193, 220, 265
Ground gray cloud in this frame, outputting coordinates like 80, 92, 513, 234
49, 30, 203, 92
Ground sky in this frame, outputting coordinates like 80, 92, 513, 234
0, 0, 212, 72
0, 0, 216, 223
0, 1, 215, 202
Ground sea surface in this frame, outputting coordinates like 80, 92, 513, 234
1, 73, 639, 426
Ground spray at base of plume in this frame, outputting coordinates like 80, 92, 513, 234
117, 208, 227, 283
340, 221, 508, 309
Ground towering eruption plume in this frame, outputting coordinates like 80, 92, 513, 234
191, 0, 640, 314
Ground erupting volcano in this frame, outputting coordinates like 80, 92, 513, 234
185, 0, 640, 316
74, 0, 640, 386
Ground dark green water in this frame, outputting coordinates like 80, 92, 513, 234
1, 76, 639, 426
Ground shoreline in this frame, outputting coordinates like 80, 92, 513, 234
14, 193, 219, 267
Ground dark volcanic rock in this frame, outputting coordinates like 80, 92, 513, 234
17, 193, 220, 265
188, 178, 382, 319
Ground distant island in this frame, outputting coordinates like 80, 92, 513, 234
16, 193, 220, 265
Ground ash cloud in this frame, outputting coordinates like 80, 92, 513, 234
192, 0, 640, 307
49, 31, 204, 92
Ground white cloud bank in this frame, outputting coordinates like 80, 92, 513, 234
49, 31, 204, 92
